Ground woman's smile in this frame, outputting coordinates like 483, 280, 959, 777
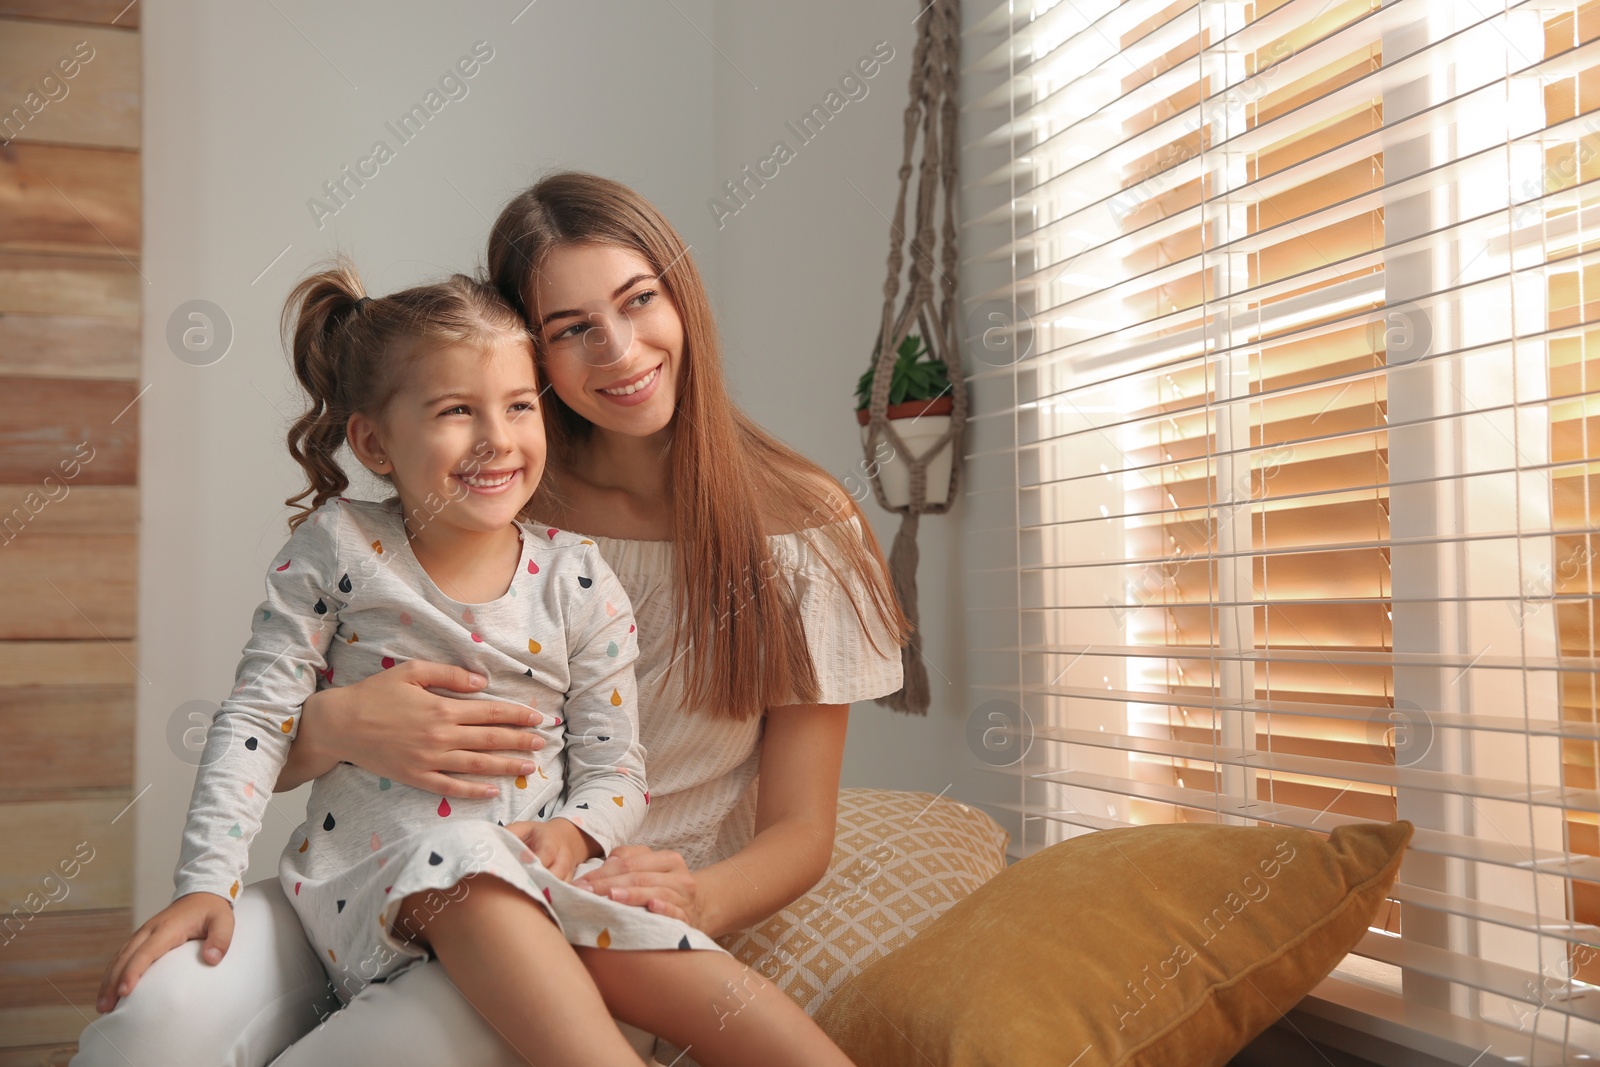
597, 364, 661, 406
533, 242, 684, 437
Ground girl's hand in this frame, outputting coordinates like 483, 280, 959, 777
570, 845, 706, 930
504, 817, 595, 883
95, 892, 234, 1013
298, 659, 544, 799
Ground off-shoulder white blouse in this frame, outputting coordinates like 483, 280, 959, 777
585, 514, 904, 872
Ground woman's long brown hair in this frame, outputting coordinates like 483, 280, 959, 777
488, 172, 910, 722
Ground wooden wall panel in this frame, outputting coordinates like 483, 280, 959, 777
0, 253, 140, 319
0, 1007, 94, 1053
0, 484, 135, 533
0, 13, 139, 1059
0, 0, 139, 27
0, 143, 139, 256
0, 910, 130, 1006
0, 377, 137, 485
0, 315, 138, 380
0, 686, 133, 794
0, 800, 133, 911
0, 641, 135, 687
0, 534, 136, 638
0, 1046, 79, 1067
0, 23, 139, 149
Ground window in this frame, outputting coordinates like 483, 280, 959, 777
961, 0, 1600, 1059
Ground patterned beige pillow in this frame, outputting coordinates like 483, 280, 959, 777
651, 788, 1009, 1063
720, 787, 1008, 1011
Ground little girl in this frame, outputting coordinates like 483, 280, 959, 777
98, 260, 856, 1067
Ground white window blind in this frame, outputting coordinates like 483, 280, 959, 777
960, 0, 1600, 1060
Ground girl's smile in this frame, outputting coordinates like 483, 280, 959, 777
454, 468, 523, 493
347, 332, 547, 543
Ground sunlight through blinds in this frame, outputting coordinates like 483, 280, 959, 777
959, 0, 1600, 1060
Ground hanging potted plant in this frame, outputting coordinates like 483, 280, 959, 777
855, 333, 955, 507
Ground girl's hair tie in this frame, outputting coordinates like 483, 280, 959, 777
355, 296, 373, 309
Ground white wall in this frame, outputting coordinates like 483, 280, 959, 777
138, 0, 972, 920
704, 6, 976, 801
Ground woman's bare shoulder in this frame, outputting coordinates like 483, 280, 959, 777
762, 467, 856, 537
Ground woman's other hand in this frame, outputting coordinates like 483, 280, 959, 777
284, 659, 544, 798
570, 845, 705, 929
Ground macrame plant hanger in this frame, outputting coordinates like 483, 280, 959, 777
864, 0, 965, 716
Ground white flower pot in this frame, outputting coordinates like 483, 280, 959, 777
861, 414, 953, 508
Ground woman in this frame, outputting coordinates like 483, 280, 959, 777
75, 172, 908, 1066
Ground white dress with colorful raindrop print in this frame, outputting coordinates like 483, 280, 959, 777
171, 495, 727, 1004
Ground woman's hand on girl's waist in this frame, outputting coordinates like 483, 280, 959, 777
279, 658, 544, 798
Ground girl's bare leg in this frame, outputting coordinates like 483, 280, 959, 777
396, 874, 646, 1067
576, 944, 857, 1067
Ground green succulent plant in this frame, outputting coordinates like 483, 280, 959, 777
855, 333, 952, 411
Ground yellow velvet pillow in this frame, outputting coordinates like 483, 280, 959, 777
652, 788, 1010, 1067
815, 819, 1412, 1067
